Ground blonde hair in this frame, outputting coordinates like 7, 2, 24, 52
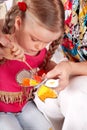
2, 0, 64, 67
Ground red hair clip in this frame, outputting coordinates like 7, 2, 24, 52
18, 2, 27, 12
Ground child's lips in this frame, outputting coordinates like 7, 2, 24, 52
26, 49, 39, 55
31, 49, 38, 52
28, 49, 39, 53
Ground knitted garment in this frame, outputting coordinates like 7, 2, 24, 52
0, 48, 47, 112
61, 0, 87, 61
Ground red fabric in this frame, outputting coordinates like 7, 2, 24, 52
37, 69, 47, 76
0, 48, 47, 112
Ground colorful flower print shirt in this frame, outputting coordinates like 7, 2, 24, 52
61, 0, 87, 61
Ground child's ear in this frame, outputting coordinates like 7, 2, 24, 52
14, 16, 22, 30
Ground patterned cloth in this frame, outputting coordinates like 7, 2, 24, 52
61, 0, 87, 61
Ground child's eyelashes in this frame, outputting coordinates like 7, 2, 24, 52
31, 36, 38, 42
30, 35, 53, 44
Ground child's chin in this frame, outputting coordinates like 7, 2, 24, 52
26, 50, 39, 56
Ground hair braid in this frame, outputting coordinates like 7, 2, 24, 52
2, 5, 25, 34
41, 37, 63, 70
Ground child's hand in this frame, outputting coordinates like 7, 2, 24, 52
0, 33, 25, 61
46, 61, 72, 92
11, 43, 25, 61
0, 34, 13, 59
3, 43, 25, 61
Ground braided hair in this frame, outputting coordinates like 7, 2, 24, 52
2, 0, 64, 67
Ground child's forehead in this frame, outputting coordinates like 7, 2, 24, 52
25, 24, 61, 43
24, 13, 62, 42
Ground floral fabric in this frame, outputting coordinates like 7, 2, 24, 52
61, 0, 87, 61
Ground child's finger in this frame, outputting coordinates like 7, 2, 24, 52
11, 44, 25, 60
0, 35, 13, 48
12, 48, 24, 59
14, 53, 25, 61
11, 44, 18, 52
0, 48, 5, 59
12, 48, 23, 55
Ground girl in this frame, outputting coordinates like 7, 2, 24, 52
0, 0, 64, 130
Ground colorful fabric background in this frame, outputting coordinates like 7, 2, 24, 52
61, 0, 87, 61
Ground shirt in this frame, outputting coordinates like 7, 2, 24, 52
0, 48, 47, 112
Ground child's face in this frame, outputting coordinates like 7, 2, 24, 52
15, 15, 62, 56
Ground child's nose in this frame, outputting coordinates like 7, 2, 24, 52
35, 43, 45, 50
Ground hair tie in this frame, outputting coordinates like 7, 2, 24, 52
18, 2, 27, 12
